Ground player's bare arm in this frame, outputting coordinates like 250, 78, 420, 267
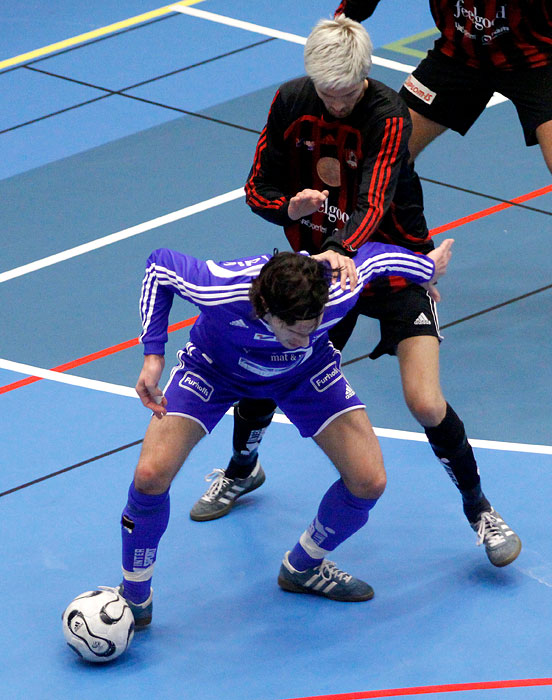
423, 238, 454, 302
135, 354, 168, 418
288, 189, 330, 220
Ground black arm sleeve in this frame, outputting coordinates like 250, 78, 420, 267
334, 0, 382, 21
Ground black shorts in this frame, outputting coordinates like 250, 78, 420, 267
399, 50, 552, 146
328, 284, 442, 359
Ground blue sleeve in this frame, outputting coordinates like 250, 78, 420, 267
353, 241, 435, 288
138, 249, 271, 355
138, 248, 209, 355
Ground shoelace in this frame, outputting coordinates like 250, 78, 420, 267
318, 560, 352, 583
202, 469, 232, 500
475, 511, 506, 548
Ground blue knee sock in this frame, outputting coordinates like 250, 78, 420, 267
121, 482, 170, 603
289, 478, 378, 571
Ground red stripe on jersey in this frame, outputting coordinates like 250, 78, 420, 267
245, 92, 288, 212
245, 132, 286, 211
343, 117, 403, 250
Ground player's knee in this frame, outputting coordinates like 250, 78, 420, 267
134, 463, 171, 494
405, 393, 446, 427
348, 467, 386, 500
370, 471, 387, 498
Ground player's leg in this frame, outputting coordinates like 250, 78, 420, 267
399, 51, 491, 161
121, 347, 232, 624
496, 63, 552, 175
120, 415, 206, 625
397, 334, 521, 567
536, 119, 552, 174
276, 350, 383, 600
189, 397, 276, 521
407, 109, 448, 161
279, 408, 384, 601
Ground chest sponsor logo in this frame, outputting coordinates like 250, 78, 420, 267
453, 1, 508, 43
317, 197, 350, 224
178, 371, 213, 401
454, 1, 506, 31
310, 361, 342, 393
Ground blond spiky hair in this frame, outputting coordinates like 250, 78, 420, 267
304, 15, 373, 90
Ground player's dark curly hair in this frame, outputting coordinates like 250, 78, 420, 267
249, 251, 332, 325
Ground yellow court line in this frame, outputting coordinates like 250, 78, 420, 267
383, 27, 439, 59
0, 0, 203, 71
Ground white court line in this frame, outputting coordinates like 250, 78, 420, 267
0, 358, 136, 398
2, 357, 551, 455
171, 3, 418, 73
0, 188, 244, 284
0, 13, 506, 286
171, 1, 511, 99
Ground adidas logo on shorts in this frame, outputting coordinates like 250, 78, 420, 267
414, 312, 431, 326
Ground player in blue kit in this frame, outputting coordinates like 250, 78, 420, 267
117, 239, 452, 626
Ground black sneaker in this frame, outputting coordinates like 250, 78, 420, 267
277, 551, 374, 601
470, 508, 522, 567
189, 460, 265, 521
115, 584, 153, 628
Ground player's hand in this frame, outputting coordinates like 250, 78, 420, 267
312, 250, 358, 290
288, 189, 329, 220
135, 354, 167, 418
424, 238, 454, 301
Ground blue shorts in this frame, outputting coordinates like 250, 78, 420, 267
163, 342, 365, 438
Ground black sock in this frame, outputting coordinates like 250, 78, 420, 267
424, 403, 490, 520
460, 483, 491, 523
225, 398, 276, 479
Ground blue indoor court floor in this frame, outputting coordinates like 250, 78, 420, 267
1, 2, 551, 699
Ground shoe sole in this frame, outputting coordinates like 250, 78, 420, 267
189, 472, 266, 522
489, 538, 522, 568
277, 575, 374, 602
133, 615, 152, 629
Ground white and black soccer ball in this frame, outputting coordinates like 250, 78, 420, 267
62, 588, 135, 663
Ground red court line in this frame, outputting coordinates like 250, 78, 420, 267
0, 316, 198, 395
429, 183, 552, 236
282, 677, 552, 700
1, 183, 550, 396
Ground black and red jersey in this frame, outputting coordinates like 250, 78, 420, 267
245, 77, 431, 293
335, 0, 552, 70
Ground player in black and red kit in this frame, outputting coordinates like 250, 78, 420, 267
189, 15, 521, 569
335, 0, 552, 168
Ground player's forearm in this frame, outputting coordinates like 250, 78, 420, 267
245, 180, 294, 226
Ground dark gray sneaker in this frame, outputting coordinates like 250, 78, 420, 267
115, 584, 153, 629
277, 551, 374, 601
470, 508, 522, 567
190, 460, 265, 522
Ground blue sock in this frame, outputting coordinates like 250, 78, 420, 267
121, 482, 170, 604
289, 479, 378, 571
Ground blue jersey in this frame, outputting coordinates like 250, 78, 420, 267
139, 243, 434, 383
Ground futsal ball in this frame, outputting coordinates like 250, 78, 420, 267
62, 588, 135, 663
